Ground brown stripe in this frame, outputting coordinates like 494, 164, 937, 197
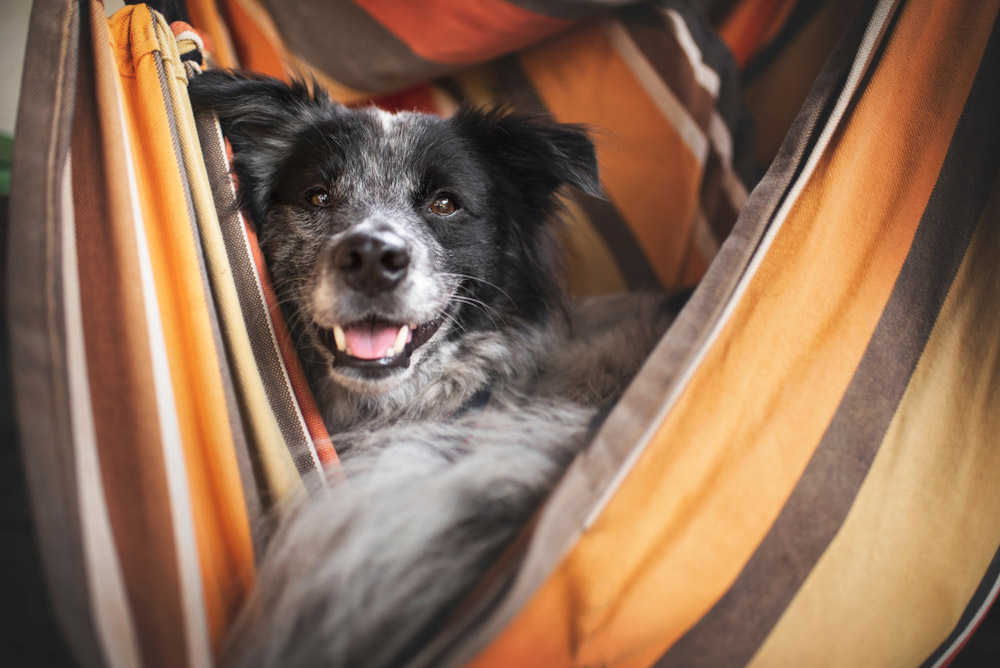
619, 3, 716, 130
666, 0, 757, 182
706, 0, 742, 25
193, 109, 323, 483
657, 7, 1000, 666
73, 3, 190, 665
257, 0, 451, 94
700, 150, 740, 241
572, 193, 665, 290
177, 110, 264, 550
493, 56, 664, 291
504, 0, 630, 20
620, 2, 752, 242
5, 0, 103, 665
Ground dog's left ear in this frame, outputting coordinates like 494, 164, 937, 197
187, 69, 333, 224
450, 107, 603, 203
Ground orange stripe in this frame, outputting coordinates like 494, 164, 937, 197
520, 23, 702, 291
244, 219, 341, 468
353, 0, 570, 64
110, 6, 254, 650
185, 0, 239, 67
719, 0, 798, 67
470, 1, 988, 665
219, 0, 287, 79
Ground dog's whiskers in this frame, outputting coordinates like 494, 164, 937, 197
450, 294, 509, 330
439, 272, 517, 307
438, 310, 468, 335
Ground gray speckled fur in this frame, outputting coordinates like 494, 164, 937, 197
227, 401, 590, 668
187, 71, 674, 667
225, 294, 671, 668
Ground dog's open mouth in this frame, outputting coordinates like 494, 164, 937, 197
316, 314, 446, 372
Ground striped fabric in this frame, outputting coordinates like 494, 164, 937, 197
430, 1, 1000, 667
9, 0, 331, 664
7, 0, 999, 667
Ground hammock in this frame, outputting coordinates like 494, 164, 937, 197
7, 0, 999, 666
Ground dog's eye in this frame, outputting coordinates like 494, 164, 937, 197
308, 188, 331, 208
429, 195, 457, 216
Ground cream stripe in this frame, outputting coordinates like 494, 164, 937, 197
111, 67, 213, 668
62, 153, 143, 668
583, 0, 896, 530
748, 181, 1000, 668
604, 19, 709, 165
663, 7, 746, 208
199, 114, 309, 495
660, 7, 721, 98
709, 112, 733, 169
210, 119, 322, 474
663, 7, 745, 211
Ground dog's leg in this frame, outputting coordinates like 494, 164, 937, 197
224, 400, 593, 668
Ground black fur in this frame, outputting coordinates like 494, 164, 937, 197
186, 70, 671, 667
188, 70, 604, 418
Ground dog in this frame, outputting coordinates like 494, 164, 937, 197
188, 70, 675, 667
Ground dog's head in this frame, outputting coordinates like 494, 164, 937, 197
188, 70, 600, 397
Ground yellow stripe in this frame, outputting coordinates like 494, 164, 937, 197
749, 177, 1000, 668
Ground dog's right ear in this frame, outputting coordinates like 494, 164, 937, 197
187, 69, 330, 224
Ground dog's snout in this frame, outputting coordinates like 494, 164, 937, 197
333, 230, 410, 295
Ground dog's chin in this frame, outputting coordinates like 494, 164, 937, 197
326, 360, 416, 395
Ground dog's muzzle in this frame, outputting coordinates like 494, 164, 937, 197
316, 229, 446, 378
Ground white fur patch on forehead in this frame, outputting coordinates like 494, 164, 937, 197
374, 108, 397, 132
371, 108, 423, 134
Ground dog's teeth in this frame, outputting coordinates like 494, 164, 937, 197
384, 346, 396, 359
332, 325, 347, 352
393, 325, 410, 354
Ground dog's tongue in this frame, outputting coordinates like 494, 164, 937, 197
344, 322, 400, 360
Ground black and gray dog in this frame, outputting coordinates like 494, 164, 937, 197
189, 70, 673, 668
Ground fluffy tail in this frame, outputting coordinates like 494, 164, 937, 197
224, 401, 593, 668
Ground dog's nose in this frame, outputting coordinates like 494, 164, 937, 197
332, 230, 410, 295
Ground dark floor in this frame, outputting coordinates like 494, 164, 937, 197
953, 605, 1000, 668
0, 195, 77, 664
